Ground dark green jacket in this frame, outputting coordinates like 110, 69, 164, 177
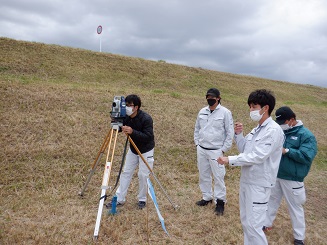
277, 121, 317, 182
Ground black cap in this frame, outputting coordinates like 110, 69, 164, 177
206, 88, 220, 98
275, 106, 296, 125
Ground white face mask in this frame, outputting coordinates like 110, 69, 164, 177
280, 123, 292, 131
250, 108, 265, 121
126, 106, 134, 116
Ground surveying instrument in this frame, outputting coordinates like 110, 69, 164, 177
78, 96, 178, 240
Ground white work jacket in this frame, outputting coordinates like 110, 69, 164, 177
194, 104, 234, 153
228, 117, 284, 187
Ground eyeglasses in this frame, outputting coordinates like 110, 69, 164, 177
126, 104, 134, 107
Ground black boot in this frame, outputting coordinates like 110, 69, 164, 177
215, 199, 225, 215
196, 199, 212, 206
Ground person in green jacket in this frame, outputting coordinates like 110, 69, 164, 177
263, 106, 317, 245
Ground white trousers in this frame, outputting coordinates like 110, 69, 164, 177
265, 178, 306, 240
197, 146, 226, 202
240, 183, 271, 245
116, 148, 154, 203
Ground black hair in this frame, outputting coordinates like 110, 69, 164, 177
247, 89, 275, 115
125, 94, 141, 110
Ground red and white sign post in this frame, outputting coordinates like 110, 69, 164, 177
97, 25, 102, 52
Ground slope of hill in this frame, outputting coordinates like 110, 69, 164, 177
0, 37, 326, 244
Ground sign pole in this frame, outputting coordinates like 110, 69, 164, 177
97, 25, 102, 52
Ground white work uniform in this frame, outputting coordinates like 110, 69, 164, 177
194, 104, 234, 202
265, 179, 306, 240
116, 148, 154, 203
228, 117, 284, 245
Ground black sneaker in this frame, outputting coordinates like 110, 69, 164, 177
138, 201, 146, 209
196, 199, 212, 206
215, 199, 225, 215
294, 239, 304, 245
105, 201, 124, 209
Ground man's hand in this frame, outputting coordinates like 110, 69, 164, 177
234, 122, 243, 135
282, 148, 289, 155
122, 126, 133, 135
217, 156, 229, 165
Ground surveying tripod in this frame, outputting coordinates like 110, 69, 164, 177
78, 122, 121, 197
79, 121, 178, 239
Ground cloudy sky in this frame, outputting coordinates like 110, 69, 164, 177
1, 0, 327, 88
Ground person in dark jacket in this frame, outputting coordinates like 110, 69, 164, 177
108, 94, 155, 209
263, 106, 317, 245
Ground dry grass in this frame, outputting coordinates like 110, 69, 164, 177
0, 37, 326, 244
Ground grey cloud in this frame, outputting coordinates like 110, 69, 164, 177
0, 0, 326, 87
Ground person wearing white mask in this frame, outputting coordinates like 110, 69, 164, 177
217, 89, 284, 245
263, 106, 317, 245
107, 94, 155, 209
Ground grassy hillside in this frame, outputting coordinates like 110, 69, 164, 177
0, 37, 326, 244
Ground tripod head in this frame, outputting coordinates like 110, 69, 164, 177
110, 120, 123, 130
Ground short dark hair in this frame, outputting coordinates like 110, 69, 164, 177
247, 89, 275, 115
125, 94, 141, 110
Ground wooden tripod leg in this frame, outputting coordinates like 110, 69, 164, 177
106, 128, 119, 164
126, 134, 178, 209
93, 128, 118, 239
79, 128, 113, 196
126, 135, 153, 173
